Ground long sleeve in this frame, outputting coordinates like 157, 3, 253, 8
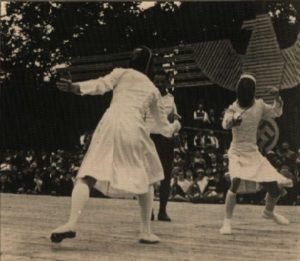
261, 97, 283, 119
173, 101, 178, 115
222, 105, 236, 130
148, 90, 181, 138
75, 68, 125, 96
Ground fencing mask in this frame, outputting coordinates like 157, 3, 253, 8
129, 46, 153, 76
236, 73, 256, 108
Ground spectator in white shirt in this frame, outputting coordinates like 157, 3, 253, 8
201, 130, 219, 150
193, 103, 209, 127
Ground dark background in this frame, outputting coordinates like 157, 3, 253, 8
1, 1, 299, 150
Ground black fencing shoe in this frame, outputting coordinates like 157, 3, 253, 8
157, 212, 171, 222
50, 231, 76, 243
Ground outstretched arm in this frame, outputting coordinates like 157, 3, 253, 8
56, 78, 81, 95
56, 68, 125, 96
262, 87, 283, 119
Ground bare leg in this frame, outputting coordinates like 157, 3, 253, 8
220, 178, 241, 235
137, 185, 160, 243
50, 176, 96, 242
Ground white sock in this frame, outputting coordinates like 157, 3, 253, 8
224, 190, 236, 220
137, 185, 154, 234
67, 179, 90, 229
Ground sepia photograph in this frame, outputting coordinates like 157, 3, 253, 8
1, 1, 300, 260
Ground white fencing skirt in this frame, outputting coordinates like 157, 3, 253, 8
77, 110, 164, 196
228, 148, 293, 191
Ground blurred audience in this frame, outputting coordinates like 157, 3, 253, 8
0, 127, 299, 206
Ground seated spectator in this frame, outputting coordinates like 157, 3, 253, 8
177, 171, 191, 193
186, 176, 202, 203
0, 173, 11, 192
0, 159, 13, 173
208, 153, 218, 168
201, 131, 219, 150
80, 131, 88, 146
33, 173, 43, 194
295, 149, 300, 172
219, 153, 229, 174
280, 165, 294, 181
15, 172, 26, 194
173, 152, 184, 170
193, 131, 203, 149
59, 173, 74, 196
23, 168, 35, 194
25, 150, 36, 167
191, 150, 206, 169
266, 150, 282, 170
185, 168, 194, 181
69, 162, 80, 177
50, 175, 61, 196
170, 176, 187, 201
174, 132, 189, 155
279, 165, 297, 205
278, 142, 295, 167
215, 172, 230, 201
193, 103, 209, 128
10, 151, 24, 171
196, 169, 208, 194
37, 150, 50, 169
208, 109, 217, 127
80, 131, 92, 151
202, 168, 223, 202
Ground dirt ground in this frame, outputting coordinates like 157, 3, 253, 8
1, 193, 299, 261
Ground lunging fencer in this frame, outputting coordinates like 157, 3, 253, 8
220, 73, 293, 235
50, 46, 181, 244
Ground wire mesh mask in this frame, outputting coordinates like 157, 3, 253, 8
129, 46, 153, 75
236, 76, 256, 108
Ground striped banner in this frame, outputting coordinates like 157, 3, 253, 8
242, 14, 284, 104
191, 40, 242, 91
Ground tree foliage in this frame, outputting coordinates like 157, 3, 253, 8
1, 1, 298, 86
268, 1, 300, 48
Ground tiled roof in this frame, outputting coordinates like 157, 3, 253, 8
192, 40, 242, 91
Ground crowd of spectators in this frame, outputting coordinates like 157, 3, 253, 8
156, 132, 300, 205
193, 103, 223, 129
1, 103, 299, 205
0, 148, 82, 196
